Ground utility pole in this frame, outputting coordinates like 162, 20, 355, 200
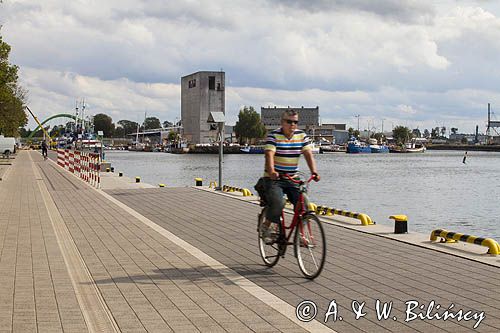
81, 98, 86, 133
355, 115, 360, 131
487, 103, 491, 138
74, 101, 78, 132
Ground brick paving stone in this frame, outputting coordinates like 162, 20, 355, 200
25, 151, 310, 332
0, 152, 86, 333
105, 186, 500, 333
13, 150, 499, 332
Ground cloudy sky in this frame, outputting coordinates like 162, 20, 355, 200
1, 0, 500, 133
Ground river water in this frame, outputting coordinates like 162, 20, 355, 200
105, 150, 500, 240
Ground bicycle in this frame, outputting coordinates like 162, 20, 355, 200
257, 173, 326, 279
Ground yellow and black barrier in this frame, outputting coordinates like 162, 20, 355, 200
222, 185, 253, 197
315, 205, 374, 226
430, 229, 500, 255
209, 181, 217, 189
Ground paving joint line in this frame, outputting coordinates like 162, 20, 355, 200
42, 154, 329, 331
96, 185, 336, 333
29, 152, 120, 333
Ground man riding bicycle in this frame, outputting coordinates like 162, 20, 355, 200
41, 140, 48, 159
260, 109, 320, 243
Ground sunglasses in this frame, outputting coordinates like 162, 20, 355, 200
284, 119, 299, 125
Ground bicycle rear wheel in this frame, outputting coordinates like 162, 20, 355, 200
294, 213, 326, 279
258, 208, 281, 267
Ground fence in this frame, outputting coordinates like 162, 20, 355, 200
56, 149, 101, 188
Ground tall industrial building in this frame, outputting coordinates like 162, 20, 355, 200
181, 71, 225, 144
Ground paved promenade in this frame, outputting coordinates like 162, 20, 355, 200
0, 150, 499, 332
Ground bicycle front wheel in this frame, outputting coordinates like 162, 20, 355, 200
294, 213, 326, 279
258, 208, 281, 267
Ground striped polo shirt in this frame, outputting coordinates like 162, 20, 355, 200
264, 128, 311, 176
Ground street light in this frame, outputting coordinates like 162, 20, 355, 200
354, 115, 360, 131
208, 112, 225, 190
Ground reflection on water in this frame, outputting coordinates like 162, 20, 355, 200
106, 150, 500, 239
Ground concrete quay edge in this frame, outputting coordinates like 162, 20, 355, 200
100, 168, 500, 267
196, 186, 500, 268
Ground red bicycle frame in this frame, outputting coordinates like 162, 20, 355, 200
279, 174, 316, 246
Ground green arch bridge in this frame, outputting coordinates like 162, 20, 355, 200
27, 113, 90, 140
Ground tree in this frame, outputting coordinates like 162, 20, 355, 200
412, 128, 421, 138
49, 125, 65, 138
431, 127, 440, 138
117, 120, 139, 135
392, 126, 412, 144
440, 126, 447, 137
93, 113, 114, 137
167, 130, 178, 142
451, 127, 458, 135
372, 132, 384, 142
19, 127, 32, 138
234, 106, 266, 144
423, 129, 430, 138
348, 127, 360, 138
113, 126, 125, 138
163, 120, 173, 128
0, 34, 28, 136
144, 116, 161, 130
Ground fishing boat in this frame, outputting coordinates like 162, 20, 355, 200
389, 140, 426, 153
319, 144, 346, 153
347, 137, 371, 154
128, 142, 146, 151
240, 145, 265, 154
369, 138, 389, 153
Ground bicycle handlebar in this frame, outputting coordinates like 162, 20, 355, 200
280, 173, 317, 184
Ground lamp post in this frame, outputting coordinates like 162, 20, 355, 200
208, 112, 225, 190
355, 114, 360, 131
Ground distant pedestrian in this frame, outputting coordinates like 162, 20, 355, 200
41, 141, 48, 160
462, 151, 467, 164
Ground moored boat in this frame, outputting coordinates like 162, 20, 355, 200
389, 140, 426, 153
347, 137, 371, 154
368, 139, 389, 153
319, 144, 347, 153
370, 144, 390, 153
240, 145, 265, 154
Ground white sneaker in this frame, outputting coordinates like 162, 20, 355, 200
261, 223, 279, 244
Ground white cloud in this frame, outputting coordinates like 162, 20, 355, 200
19, 67, 180, 129
2, 0, 500, 133
396, 104, 418, 115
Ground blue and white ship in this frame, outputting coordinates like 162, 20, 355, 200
347, 137, 371, 154
240, 145, 265, 154
368, 138, 389, 153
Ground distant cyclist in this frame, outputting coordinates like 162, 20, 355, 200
41, 140, 48, 159
259, 109, 320, 243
